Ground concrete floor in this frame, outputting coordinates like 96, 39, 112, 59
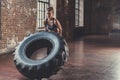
0, 35, 120, 80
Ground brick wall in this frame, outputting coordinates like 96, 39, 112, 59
0, 0, 37, 54
57, 0, 75, 40
85, 0, 120, 34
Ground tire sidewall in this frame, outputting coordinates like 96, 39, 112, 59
15, 31, 61, 66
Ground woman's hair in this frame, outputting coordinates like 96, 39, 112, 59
47, 7, 54, 14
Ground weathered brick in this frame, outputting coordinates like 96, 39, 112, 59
0, 0, 37, 54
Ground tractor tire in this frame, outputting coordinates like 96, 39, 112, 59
13, 31, 69, 80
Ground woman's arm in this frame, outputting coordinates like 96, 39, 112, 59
56, 19, 62, 35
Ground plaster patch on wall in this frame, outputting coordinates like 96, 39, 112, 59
7, 35, 18, 51
6, 0, 13, 10
26, 30, 31, 36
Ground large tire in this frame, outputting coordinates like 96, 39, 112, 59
13, 31, 69, 80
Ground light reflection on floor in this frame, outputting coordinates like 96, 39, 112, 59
50, 35, 120, 80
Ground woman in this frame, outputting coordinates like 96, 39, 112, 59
44, 7, 62, 36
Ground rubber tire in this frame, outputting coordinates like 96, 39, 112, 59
13, 31, 69, 80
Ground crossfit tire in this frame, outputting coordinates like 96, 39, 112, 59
13, 31, 69, 80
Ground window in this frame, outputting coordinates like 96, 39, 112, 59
75, 0, 80, 27
37, 0, 50, 28
75, 0, 84, 27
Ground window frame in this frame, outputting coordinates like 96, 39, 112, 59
37, 0, 50, 28
75, 0, 84, 27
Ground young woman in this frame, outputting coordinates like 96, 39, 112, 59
44, 7, 62, 36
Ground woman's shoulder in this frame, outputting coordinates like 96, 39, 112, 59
53, 18, 59, 22
53, 17, 58, 20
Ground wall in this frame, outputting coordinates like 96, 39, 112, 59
50, 0, 56, 18
0, 0, 37, 54
57, 0, 75, 40
91, 0, 113, 34
85, 0, 120, 34
0, 0, 1, 39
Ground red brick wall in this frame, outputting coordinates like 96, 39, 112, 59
0, 0, 37, 54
